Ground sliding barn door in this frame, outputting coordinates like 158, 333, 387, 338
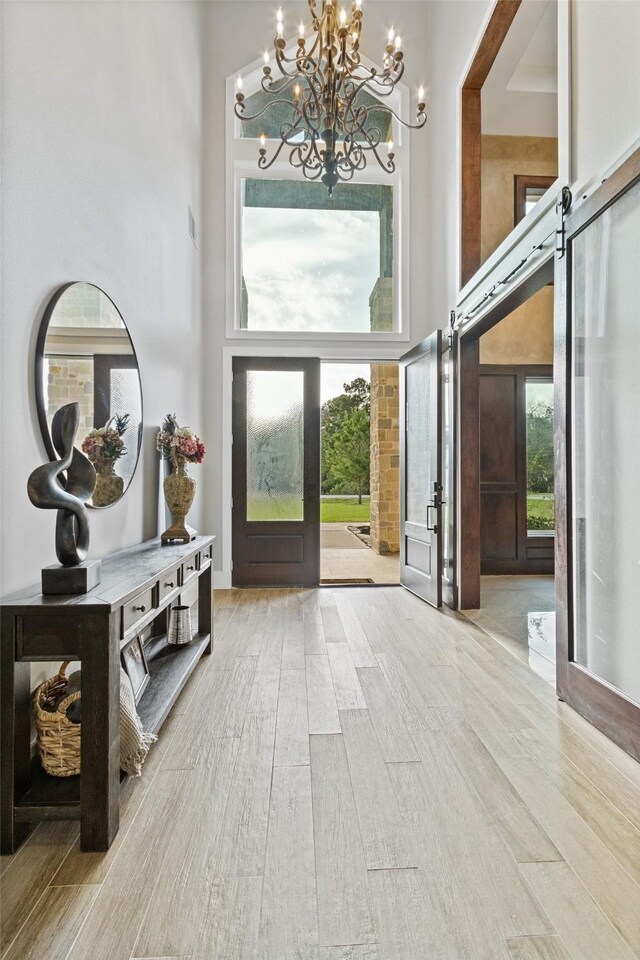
556, 149, 640, 761
400, 332, 443, 607
232, 357, 321, 586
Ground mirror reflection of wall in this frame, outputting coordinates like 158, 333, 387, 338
37, 283, 143, 508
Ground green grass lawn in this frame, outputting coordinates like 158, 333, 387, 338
321, 498, 370, 523
527, 494, 554, 530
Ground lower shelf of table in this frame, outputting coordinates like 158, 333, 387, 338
15, 632, 210, 822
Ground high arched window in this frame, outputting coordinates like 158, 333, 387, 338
225, 46, 411, 341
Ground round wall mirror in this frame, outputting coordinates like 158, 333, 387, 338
35, 282, 143, 508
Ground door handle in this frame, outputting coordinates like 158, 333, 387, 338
427, 502, 438, 534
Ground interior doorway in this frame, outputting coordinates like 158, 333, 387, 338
461, 0, 560, 286
320, 362, 400, 585
458, 266, 556, 680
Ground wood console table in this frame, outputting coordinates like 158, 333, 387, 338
0, 535, 214, 853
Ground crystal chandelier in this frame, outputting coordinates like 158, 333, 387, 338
233, 0, 426, 195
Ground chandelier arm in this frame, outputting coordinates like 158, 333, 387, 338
338, 139, 366, 174
344, 97, 427, 134
257, 134, 296, 171
276, 37, 323, 73
300, 78, 323, 134
307, 0, 321, 31
301, 164, 324, 182
354, 130, 396, 174
341, 135, 369, 168
274, 54, 307, 80
290, 141, 323, 178
261, 74, 292, 96
362, 102, 428, 131
234, 94, 300, 125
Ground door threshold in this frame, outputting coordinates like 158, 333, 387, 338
320, 578, 374, 585
319, 579, 400, 587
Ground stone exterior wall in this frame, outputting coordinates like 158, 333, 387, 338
369, 277, 393, 331
370, 363, 400, 555
46, 357, 94, 433
51, 282, 123, 328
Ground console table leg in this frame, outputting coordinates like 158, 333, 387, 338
1, 616, 31, 854
199, 564, 213, 655
80, 612, 120, 851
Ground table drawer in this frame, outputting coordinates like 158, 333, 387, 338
122, 587, 155, 636
181, 555, 199, 584
158, 566, 180, 602
201, 542, 213, 563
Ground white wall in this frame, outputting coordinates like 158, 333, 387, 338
201, 0, 429, 575
425, 0, 492, 328
0, 2, 205, 616
571, 0, 640, 189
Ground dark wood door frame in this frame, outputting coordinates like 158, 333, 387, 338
555, 146, 640, 762
457, 259, 553, 608
460, 0, 522, 287
480, 364, 554, 575
232, 357, 321, 586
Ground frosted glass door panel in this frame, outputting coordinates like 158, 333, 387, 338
406, 352, 431, 525
110, 368, 142, 482
572, 183, 640, 705
247, 370, 304, 521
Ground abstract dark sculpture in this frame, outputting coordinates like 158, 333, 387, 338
28, 403, 101, 593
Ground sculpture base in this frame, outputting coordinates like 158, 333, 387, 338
41, 560, 102, 595
161, 523, 197, 545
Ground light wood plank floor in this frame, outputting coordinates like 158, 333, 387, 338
2, 587, 640, 960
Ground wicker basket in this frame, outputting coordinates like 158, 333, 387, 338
33, 661, 81, 777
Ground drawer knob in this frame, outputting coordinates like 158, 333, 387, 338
134, 604, 146, 613
187, 565, 195, 571
165, 581, 175, 588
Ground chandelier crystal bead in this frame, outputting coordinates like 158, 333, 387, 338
233, 0, 426, 195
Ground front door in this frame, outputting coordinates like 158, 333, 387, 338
232, 357, 321, 586
400, 332, 443, 607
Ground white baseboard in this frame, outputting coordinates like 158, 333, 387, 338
213, 569, 232, 590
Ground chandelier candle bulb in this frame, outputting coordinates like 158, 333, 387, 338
395, 35, 401, 50
418, 85, 424, 101
388, 27, 395, 43
260, 134, 266, 149
340, 8, 347, 26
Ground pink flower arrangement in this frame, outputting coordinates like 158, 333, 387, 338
156, 414, 206, 466
82, 414, 129, 464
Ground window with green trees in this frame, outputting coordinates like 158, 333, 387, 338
321, 377, 370, 504
526, 379, 554, 533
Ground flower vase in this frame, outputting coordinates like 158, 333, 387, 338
92, 458, 124, 507
161, 460, 197, 544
